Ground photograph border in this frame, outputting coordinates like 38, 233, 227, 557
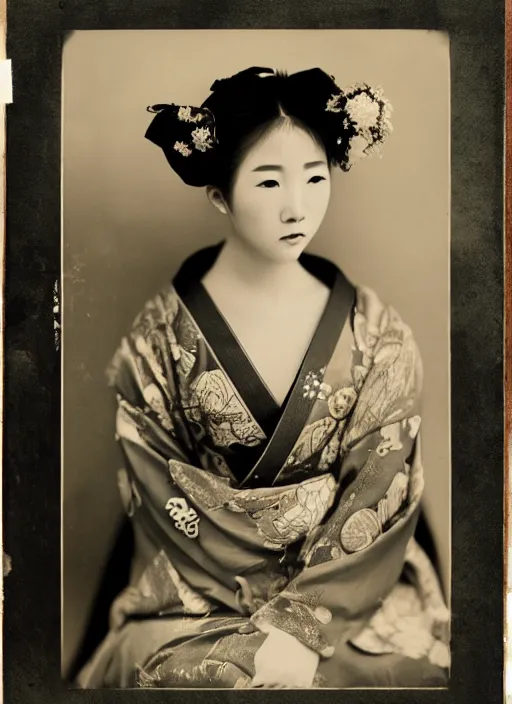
4, 1, 505, 702
505, 0, 510, 699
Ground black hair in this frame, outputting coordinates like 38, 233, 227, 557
201, 68, 342, 206
145, 67, 368, 189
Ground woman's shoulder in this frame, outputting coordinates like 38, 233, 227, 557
352, 283, 421, 369
353, 283, 414, 336
350, 283, 423, 400
353, 283, 388, 328
129, 282, 180, 339
106, 282, 180, 387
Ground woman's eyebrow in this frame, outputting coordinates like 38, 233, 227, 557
252, 164, 283, 172
304, 160, 327, 169
251, 160, 327, 173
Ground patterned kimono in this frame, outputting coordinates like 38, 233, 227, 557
77, 243, 450, 689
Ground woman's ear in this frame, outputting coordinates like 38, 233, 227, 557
206, 186, 229, 215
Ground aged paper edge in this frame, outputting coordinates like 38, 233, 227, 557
506, 0, 511, 701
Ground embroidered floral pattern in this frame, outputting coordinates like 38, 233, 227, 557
344, 298, 420, 448
302, 369, 332, 400
327, 386, 357, 420
405, 537, 450, 643
115, 398, 151, 449
168, 460, 240, 511
108, 550, 212, 632
166, 296, 200, 379
376, 422, 403, 457
141, 551, 211, 615
303, 431, 425, 568
353, 307, 381, 365
283, 383, 357, 475
405, 415, 421, 439
139, 650, 254, 689
349, 582, 450, 668
286, 417, 337, 466
170, 336, 196, 376
246, 478, 337, 550
318, 422, 345, 470
340, 507, 382, 553
251, 596, 335, 658
190, 370, 265, 448
376, 471, 409, 526
141, 381, 174, 431
146, 550, 211, 615
270, 475, 337, 544
131, 292, 170, 339
167, 460, 336, 550
280, 380, 357, 475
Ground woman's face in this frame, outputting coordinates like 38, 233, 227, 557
221, 123, 331, 263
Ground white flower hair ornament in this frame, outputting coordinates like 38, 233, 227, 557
325, 84, 393, 171
145, 103, 219, 186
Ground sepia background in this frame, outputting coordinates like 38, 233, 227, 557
62, 29, 450, 678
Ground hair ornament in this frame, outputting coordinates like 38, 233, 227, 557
145, 103, 219, 184
146, 103, 218, 157
176, 105, 205, 123
326, 83, 393, 170
173, 141, 192, 157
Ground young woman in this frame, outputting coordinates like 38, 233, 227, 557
77, 66, 450, 689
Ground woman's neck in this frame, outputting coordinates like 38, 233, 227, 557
202, 237, 308, 304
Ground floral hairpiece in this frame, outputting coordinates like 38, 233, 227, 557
325, 83, 393, 170
147, 104, 218, 158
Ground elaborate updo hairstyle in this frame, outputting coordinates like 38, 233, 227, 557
145, 66, 393, 205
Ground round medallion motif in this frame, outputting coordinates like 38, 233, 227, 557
340, 508, 382, 553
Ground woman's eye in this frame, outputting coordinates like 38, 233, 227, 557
257, 179, 279, 188
309, 175, 326, 184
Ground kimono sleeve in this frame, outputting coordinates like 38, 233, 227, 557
109, 331, 194, 473
105, 288, 209, 539
250, 308, 427, 659
106, 283, 208, 471
105, 314, 245, 614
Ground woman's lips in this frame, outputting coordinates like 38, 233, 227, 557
280, 233, 305, 242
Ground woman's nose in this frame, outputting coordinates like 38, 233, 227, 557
280, 191, 305, 223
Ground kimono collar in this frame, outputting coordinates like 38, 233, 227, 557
172, 242, 356, 489
173, 241, 342, 293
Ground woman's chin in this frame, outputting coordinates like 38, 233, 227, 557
265, 240, 309, 262
234, 235, 310, 264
